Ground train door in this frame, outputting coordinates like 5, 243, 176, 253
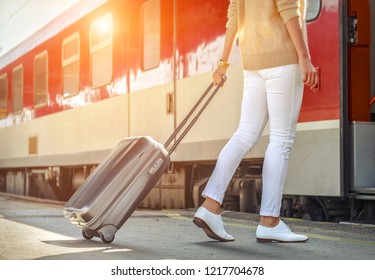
128, 0, 175, 144
284, 0, 343, 198
347, 0, 375, 199
173, 0, 237, 159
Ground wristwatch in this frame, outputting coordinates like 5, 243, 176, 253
217, 59, 230, 69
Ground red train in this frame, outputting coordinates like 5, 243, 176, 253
0, 0, 374, 223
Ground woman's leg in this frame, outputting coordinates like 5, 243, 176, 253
202, 70, 269, 206
259, 64, 303, 219
194, 70, 269, 241
256, 64, 308, 242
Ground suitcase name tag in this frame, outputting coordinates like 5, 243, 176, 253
149, 158, 165, 175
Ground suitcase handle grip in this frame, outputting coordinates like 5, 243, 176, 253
165, 76, 227, 155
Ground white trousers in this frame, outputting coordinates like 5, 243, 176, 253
202, 64, 304, 217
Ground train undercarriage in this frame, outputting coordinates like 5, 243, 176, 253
2, 158, 374, 225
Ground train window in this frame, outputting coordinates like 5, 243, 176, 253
306, 0, 321, 22
62, 33, 80, 98
12, 65, 23, 114
0, 74, 7, 117
90, 13, 113, 88
34, 51, 48, 107
141, 0, 160, 70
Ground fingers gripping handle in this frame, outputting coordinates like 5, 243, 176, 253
165, 75, 227, 155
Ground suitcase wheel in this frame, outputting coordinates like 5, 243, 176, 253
82, 230, 94, 240
98, 225, 117, 244
100, 232, 115, 244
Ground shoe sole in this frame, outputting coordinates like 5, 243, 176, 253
256, 237, 309, 243
193, 217, 234, 242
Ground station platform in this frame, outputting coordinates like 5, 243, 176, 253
1, 192, 375, 260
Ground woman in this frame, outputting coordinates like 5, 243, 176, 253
193, 0, 318, 243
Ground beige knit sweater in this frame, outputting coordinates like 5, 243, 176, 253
226, 0, 307, 70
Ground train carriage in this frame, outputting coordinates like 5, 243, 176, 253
0, 0, 374, 223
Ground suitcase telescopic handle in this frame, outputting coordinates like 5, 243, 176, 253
165, 75, 227, 155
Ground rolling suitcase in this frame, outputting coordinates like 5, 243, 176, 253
63, 77, 226, 243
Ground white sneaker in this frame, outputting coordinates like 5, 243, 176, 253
256, 220, 309, 243
193, 207, 234, 242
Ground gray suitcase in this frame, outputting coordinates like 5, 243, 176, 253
63, 78, 225, 243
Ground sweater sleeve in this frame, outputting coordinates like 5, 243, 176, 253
226, 0, 238, 30
275, 0, 301, 24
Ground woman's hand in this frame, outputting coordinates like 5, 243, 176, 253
212, 66, 227, 86
299, 55, 319, 91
